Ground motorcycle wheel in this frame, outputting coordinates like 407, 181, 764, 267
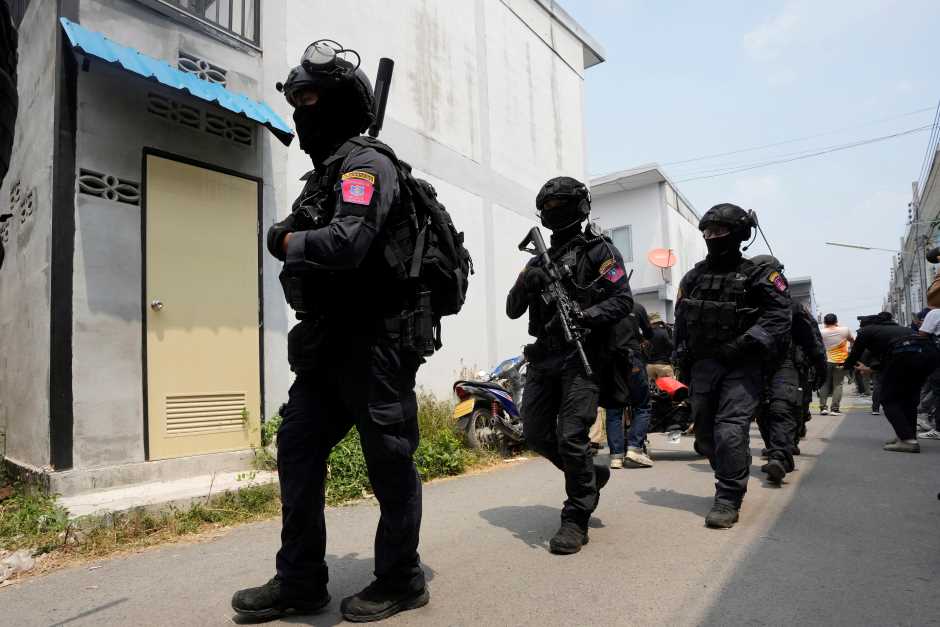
465, 407, 502, 452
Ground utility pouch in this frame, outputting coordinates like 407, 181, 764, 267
279, 269, 312, 315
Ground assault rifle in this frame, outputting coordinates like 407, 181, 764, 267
519, 226, 593, 377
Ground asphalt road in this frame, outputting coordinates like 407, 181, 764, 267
4, 396, 939, 626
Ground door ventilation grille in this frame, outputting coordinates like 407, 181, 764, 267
165, 392, 247, 437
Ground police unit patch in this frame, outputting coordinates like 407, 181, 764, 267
341, 170, 376, 184
341, 178, 375, 205
605, 265, 625, 283
768, 271, 787, 293
599, 258, 616, 275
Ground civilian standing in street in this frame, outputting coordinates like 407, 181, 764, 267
645, 312, 675, 381
844, 312, 940, 453
917, 307, 940, 440
818, 314, 854, 416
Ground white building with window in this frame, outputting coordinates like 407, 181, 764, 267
589, 164, 707, 322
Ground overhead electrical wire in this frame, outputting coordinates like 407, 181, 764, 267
663, 106, 936, 168
915, 100, 940, 191
673, 124, 935, 183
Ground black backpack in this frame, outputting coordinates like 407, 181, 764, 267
328, 136, 474, 345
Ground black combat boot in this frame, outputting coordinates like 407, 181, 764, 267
340, 580, 430, 623
761, 459, 786, 484
231, 576, 330, 621
549, 519, 589, 555
705, 501, 739, 529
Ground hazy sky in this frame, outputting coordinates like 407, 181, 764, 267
564, 0, 940, 330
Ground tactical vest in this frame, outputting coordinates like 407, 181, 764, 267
279, 140, 414, 319
680, 270, 750, 356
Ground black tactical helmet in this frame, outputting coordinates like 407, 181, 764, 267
750, 254, 783, 272
698, 203, 755, 241
276, 40, 376, 134
536, 176, 591, 231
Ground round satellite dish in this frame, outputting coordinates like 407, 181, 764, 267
648, 248, 677, 269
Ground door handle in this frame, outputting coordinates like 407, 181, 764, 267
150, 300, 164, 311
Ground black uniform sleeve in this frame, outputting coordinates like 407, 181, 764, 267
740, 266, 792, 357
843, 329, 868, 370
579, 241, 633, 328
284, 147, 398, 271
673, 271, 694, 365
796, 306, 827, 369
635, 302, 653, 340
507, 259, 535, 320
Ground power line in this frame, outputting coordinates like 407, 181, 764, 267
673, 124, 934, 183
663, 106, 936, 167
915, 100, 940, 191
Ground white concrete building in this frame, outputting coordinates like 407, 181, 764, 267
589, 164, 707, 323
0, 0, 604, 493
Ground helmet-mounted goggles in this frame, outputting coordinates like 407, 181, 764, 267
301, 39, 361, 77
276, 40, 362, 107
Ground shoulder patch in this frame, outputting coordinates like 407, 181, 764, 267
341, 178, 375, 206
341, 170, 376, 185
605, 264, 626, 283
599, 258, 616, 275
768, 271, 788, 293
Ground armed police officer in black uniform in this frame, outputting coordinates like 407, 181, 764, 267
751, 255, 826, 484
507, 177, 633, 554
674, 204, 791, 529
232, 41, 430, 623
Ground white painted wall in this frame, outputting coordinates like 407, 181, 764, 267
590, 184, 663, 289
589, 181, 707, 323
276, 0, 591, 398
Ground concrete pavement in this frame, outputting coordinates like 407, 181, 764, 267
3, 399, 939, 626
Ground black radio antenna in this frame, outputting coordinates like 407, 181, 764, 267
368, 58, 394, 138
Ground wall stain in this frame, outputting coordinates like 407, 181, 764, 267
409, 0, 446, 135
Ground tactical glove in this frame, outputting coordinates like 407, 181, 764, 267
524, 266, 550, 294
267, 213, 299, 262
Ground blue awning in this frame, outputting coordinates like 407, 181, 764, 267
59, 17, 294, 146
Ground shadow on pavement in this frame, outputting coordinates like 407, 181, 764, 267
479, 504, 604, 549
479, 505, 556, 549
635, 487, 714, 516
649, 449, 705, 461
50, 598, 130, 627
695, 413, 940, 626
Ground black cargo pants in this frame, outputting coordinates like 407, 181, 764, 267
275, 333, 425, 594
879, 341, 940, 441
522, 350, 600, 526
756, 357, 800, 472
690, 358, 763, 508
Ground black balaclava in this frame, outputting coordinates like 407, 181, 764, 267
705, 234, 742, 260
293, 82, 363, 165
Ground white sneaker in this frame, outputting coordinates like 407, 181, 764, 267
919, 429, 940, 440
624, 447, 653, 468
830, 410, 842, 416
609, 456, 624, 469
871, 411, 880, 415
820, 409, 830, 415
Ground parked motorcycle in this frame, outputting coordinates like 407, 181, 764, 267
452, 356, 526, 452
648, 376, 693, 443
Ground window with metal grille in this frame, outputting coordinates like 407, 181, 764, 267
155, 0, 259, 44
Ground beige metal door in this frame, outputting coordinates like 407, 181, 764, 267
145, 154, 261, 460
